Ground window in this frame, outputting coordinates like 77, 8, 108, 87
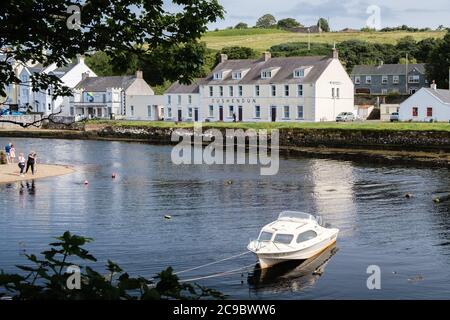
296, 230, 317, 243
355, 76, 361, 84
213, 72, 222, 80
366, 76, 372, 84
70, 107, 74, 116
219, 86, 224, 97
209, 105, 214, 117
336, 88, 340, 98
238, 85, 243, 97
409, 75, 420, 83
188, 95, 192, 104
167, 107, 172, 118
147, 105, 152, 117
232, 72, 242, 80
412, 107, 418, 117
188, 107, 193, 118
298, 84, 303, 96
393, 75, 399, 84
297, 106, 304, 119
294, 69, 305, 78
382, 76, 388, 84
284, 85, 289, 97
209, 86, 213, 97
255, 85, 260, 96
409, 88, 417, 95
258, 231, 273, 242
427, 107, 433, 117
283, 106, 290, 118
274, 233, 294, 244
332, 88, 335, 98
271, 85, 276, 97
228, 105, 234, 117
177, 95, 181, 105
382, 89, 388, 94
168, 95, 172, 105
261, 70, 272, 79
130, 105, 134, 116
229, 86, 234, 97
255, 105, 261, 118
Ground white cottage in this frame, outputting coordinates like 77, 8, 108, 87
17, 56, 96, 115
164, 49, 354, 122
399, 83, 450, 122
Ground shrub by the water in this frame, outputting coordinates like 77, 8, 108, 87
0, 151, 7, 164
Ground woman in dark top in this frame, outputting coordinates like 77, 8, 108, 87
26, 152, 37, 175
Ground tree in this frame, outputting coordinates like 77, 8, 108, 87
214, 46, 259, 65
416, 38, 440, 63
0, 232, 225, 300
255, 14, 277, 29
317, 18, 330, 32
395, 36, 419, 60
235, 22, 248, 29
426, 32, 450, 89
0, 0, 224, 127
277, 18, 301, 30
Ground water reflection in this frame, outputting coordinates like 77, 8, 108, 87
248, 244, 339, 295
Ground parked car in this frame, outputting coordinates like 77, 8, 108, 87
390, 112, 400, 122
336, 112, 355, 122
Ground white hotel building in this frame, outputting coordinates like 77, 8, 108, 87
164, 50, 354, 122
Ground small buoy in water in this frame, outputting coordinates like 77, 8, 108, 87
225, 180, 233, 185
405, 193, 412, 199
84, 180, 89, 185
112, 173, 116, 179
164, 215, 172, 220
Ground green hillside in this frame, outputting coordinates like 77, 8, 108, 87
202, 28, 446, 52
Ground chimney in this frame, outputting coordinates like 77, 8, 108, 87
263, 51, 271, 62
77, 54, 85, 64
136, 70, 143, 79
379, 60, 384, 67
220, 54, 228, 63
332, 43, 338, 59
431, 80, 437, 91
81, 72, 89, 80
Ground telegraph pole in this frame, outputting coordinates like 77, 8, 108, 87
405, 53, 409, 94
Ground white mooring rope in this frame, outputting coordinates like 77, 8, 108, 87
180, 262, 257, 283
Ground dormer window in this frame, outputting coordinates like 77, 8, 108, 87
232, 72, 242, 80
213, 69, 231, 80
294, 69, 305, 78
213, 72, 223, 80
261, 70, 272, 79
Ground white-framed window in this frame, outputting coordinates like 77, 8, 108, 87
188, 107, 193, 118
354, 76, 361, 84
366, 76, 372, 84
255, 85, 260, 96
232, 72, 242, 80
271, 85, 276, 97
382, 89, 388, 94
219, 86, 224, 97
409, 75, 420, 83
297, 106, 304, 119
188, 95, 192, 104
147, 105, 152, 117
261, 70, 272, 79
209, 105, 214, 117
297, 84, 303, 96
209, 86, 213, 97
284, 85, 289, 97
255, 105, 261, 118
213, 72, 222, 80
168, 95, 172, 105
167, 107, 172, 118
229, 86, 234, 97
393, 75, 400, 84
130, 105, 134, 116
382, 76, 388, 84
228, 105, 234, 117
293, 69, 305, 78
177, 95, 181, 105
238, 85, 243, 97
332, 88, 335, 98
336, 88, 340, 98
283, 106, 290, 119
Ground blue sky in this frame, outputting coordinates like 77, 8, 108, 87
196, 0, 450, 30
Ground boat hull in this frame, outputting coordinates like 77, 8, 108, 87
256, 234, 338, 269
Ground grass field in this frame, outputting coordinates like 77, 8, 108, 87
201, 29, 446, 52
88, 120, 450, 132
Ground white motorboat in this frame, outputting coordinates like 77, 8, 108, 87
247, 211, 339, 269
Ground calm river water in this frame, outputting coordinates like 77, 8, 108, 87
1, 138, 450, 299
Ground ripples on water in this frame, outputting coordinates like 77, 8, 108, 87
0, 138, 450, 299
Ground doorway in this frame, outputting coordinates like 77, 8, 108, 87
219, 106, 224, 121
194, 108, 199, 122
238, 106, 243, 122
178, 109, 182, 122
271, 106, 277, 122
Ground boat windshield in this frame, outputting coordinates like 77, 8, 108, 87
274, 233, 294, 244
258, 231, 273, 242
278, 211, 317, 222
